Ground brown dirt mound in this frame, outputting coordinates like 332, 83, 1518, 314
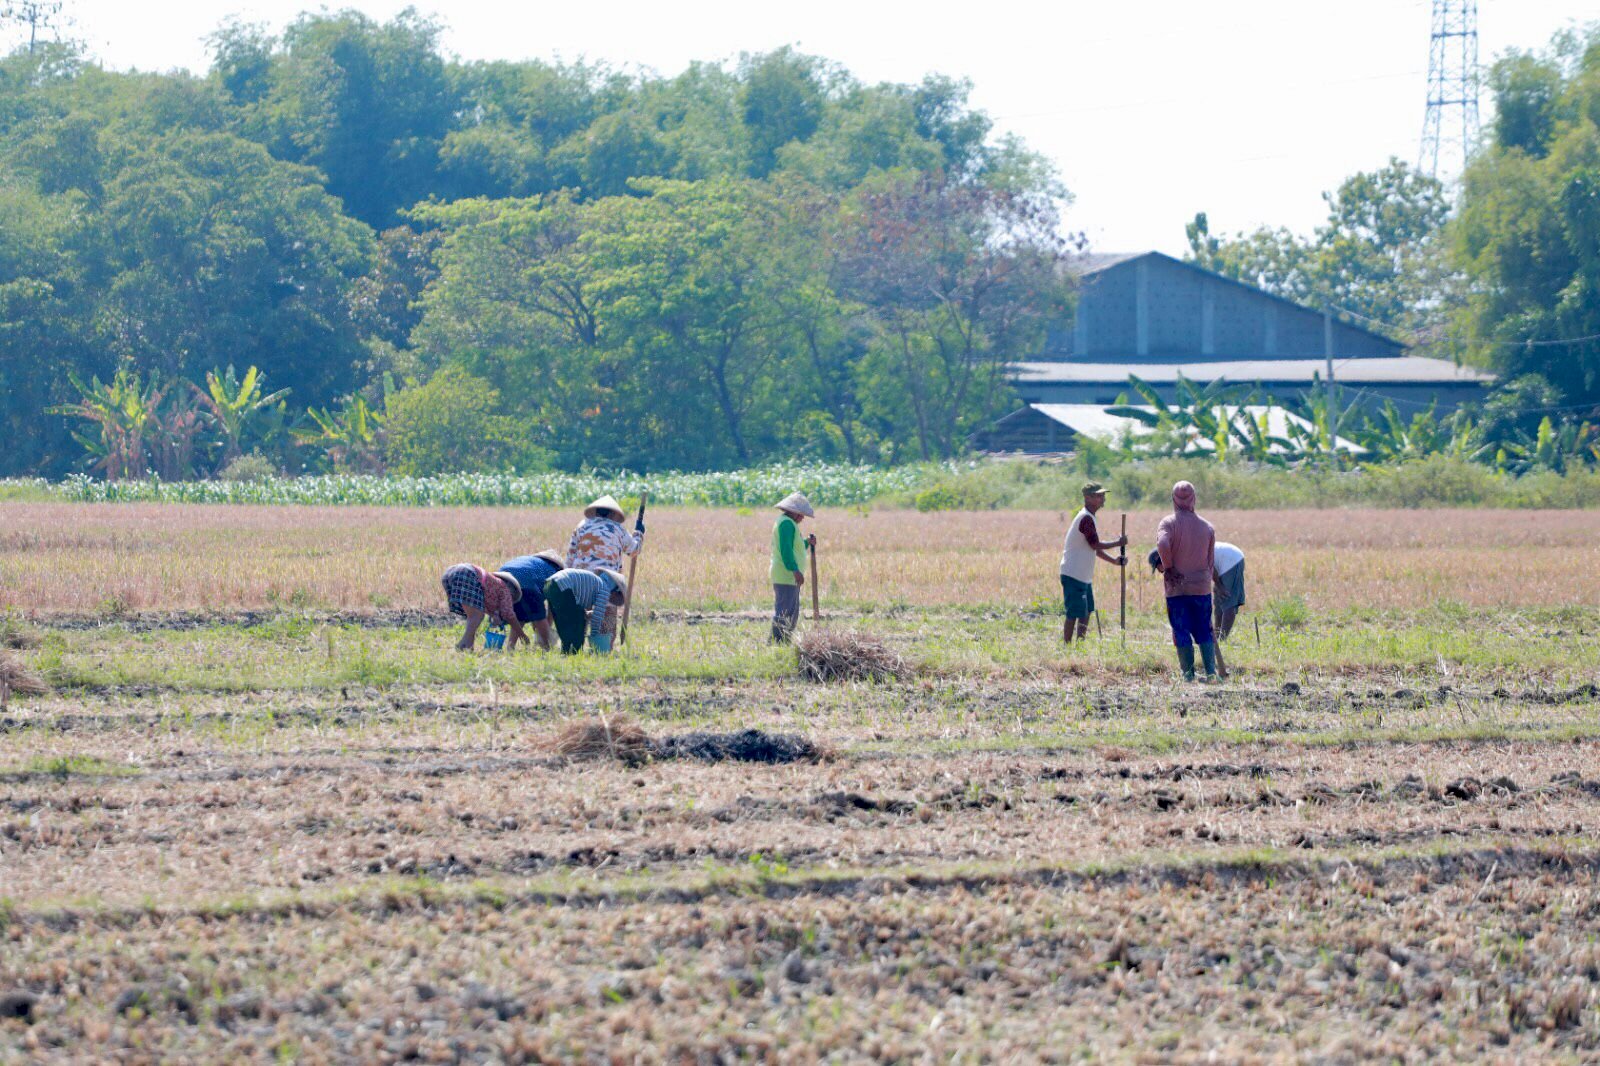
795, 628, 908, 683
0, 653, 47, 697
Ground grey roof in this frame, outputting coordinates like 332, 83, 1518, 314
1072, 252, 1147, 275
1010, 357, 1494, 386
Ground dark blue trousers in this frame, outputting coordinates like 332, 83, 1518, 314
1166, 594, 1214, 648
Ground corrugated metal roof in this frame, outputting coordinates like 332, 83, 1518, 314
1011, 356, 1494, 386
1029, 403, 1363, 454
1072, 252, 1146, 275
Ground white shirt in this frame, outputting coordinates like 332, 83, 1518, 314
1059, 508, 1100, 583
1214, 542, 1244, 576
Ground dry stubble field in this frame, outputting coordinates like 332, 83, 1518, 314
2, 503, 1600, 1062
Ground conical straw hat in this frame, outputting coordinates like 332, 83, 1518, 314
773, 492, 814, 518
584, 495, 626, 520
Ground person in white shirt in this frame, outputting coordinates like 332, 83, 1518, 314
1212, 541, 1246, 641
1058, 481, 1127, 645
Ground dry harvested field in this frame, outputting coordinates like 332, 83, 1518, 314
2, 502, 1600, 1061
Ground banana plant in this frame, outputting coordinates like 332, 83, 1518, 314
1282, 378, 1366, 466
1498, 417, 1599, 475
47, 369, 168, 481
197, 365, 291, 470
293, 395, 386, 473
1106, 373, 1246, 457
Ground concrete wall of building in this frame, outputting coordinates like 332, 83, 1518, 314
1047, 255, 1404, 361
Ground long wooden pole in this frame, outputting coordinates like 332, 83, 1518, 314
807, 534, 819, 621
618, 491, 647, 646
1119, 513, 1128, 645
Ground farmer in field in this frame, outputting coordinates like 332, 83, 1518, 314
1153, 481, 1219, 681
1059, 481, 1127, 645
495, 550, 565, 650
1213, 541, 1246, 640
440, 564, 525, 652
543, 567, 627, 654
769, 492, 814, 644
567, 495, 643, 574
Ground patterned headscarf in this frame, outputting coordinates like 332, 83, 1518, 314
1172, 481, 1197, 512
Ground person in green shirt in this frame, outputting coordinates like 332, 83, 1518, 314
769, 492, 815, 643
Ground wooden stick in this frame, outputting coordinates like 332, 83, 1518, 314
618, 491, 648, 646
1119, 513, 1127, 646
1254, 617, 1261, 648
1094, 610, 1103, 640
807, 534, 820, 621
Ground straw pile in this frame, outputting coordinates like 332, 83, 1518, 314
551, 716, 651, 764
547, 718, 823, 765
795, 629, 908, 683
0, 653, 48, 698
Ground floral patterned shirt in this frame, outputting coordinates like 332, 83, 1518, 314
566, 517, 642, 574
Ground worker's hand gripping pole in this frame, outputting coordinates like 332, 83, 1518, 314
618, 492, 647, 647
807, 534, 819, 621
1119, 513, 1128, 646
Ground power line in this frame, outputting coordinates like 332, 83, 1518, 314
1329, 302, 1600, 350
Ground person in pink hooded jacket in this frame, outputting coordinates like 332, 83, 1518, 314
1152, 481, 1219, 681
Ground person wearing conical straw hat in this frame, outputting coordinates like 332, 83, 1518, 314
494, 550, 565, 650
769, 492, 814, 644
542, 566, 628, 654
567, 495, 644, 575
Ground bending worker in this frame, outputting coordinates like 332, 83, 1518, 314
1059, 480, 1127, 646
495, 550, 564, 650
543, 566, 627, 655
1213, 540, 1246, 642
440, 563, 524, 652
1153, 480, 1219, 681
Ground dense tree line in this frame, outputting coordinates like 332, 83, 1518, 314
5, 13, 1597, 479
0, 10, 1069, 477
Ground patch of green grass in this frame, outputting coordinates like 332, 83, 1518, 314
1, 754, 140, 779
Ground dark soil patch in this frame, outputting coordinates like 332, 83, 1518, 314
651, 729, 820, 764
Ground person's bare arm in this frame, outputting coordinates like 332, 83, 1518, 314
457, 607, 485, 651
1082, 514, 1127, 552
505, 621, 528, 650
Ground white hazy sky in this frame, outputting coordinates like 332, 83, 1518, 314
14, 0, 1600, 253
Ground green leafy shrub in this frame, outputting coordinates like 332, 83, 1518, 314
383, 368, 550, 476
217, 453, 277, 483
1266, 596, 1310, 630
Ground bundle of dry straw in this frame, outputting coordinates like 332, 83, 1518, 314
794, 629, 908, 683
550, 716, 650, 763
0, 653, 48, 702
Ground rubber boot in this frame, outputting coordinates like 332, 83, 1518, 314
1198, 642, 1219, 681
1175, 644, 1196, 682
770, 622, 790, 645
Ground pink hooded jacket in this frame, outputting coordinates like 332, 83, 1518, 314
1156, 481, 1216, 597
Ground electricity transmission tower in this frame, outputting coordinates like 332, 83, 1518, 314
1419, 0, 1481, 178
0, 0, 63, 54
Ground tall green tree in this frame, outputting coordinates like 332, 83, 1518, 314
96, 130, 374, 402
1186, 158, 1450, 334
223, 9, 458, 228
1453, 26, 1600, 405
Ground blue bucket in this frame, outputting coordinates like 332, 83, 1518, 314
483, 628, 506, 650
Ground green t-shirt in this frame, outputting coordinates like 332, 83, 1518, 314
769, 514, 809, 585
